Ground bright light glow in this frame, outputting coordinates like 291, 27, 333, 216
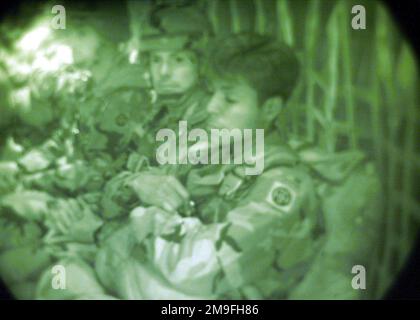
5, 57, 32, 76
17, 26, 51, 52
32, 44, 74, 72
129, 49, 138, 64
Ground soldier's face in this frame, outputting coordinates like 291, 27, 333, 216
149, 50, 199, 95
206, 77, 259, 130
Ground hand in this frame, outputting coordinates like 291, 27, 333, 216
54, 161, 104, 192
46, 199, 85, 235
129, 172, 189, 212
45, 198, 102, 242
1, 190, 52, 221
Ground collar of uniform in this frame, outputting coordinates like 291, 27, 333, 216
156, 85, 209, 123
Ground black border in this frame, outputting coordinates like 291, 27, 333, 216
0, 0, 419, 302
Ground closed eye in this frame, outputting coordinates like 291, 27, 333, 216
225, 96, 237, 104
151, 56, 162, 64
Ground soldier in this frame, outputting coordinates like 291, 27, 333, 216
132, 4, 213, 161
68, 4, 215, 222
94, 33, 309, 299
31, 3, 215, 299
63, 3, 215, 219
0, 25, 144, 298
95, 32, 381, 300
0, 42, 104, 299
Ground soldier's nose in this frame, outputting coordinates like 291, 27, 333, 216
206, 92, 224, 114
159, 62, 170, 76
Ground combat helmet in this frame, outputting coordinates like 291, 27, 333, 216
139, 3, 212, 53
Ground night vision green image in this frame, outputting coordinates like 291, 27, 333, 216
0, 0, 418, 300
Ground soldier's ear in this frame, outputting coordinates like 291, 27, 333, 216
260, 96, 283, 128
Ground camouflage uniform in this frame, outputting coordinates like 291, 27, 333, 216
131, 4, 212, 163
32, 4, 213, 299
93, 126, 382, 299
89, 17, 380, 296
0, 65, 96, 299
0, 36, 152, 297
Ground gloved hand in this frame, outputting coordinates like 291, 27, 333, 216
129, 172, 189, 212
44, 198, 103, 243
